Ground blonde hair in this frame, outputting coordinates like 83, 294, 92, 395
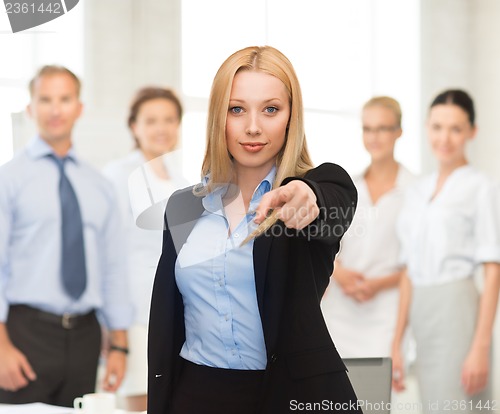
197, 46, 314, 242
363, 96, 402, 127
198, 45, 313, 193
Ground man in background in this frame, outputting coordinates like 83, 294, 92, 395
0, 65, 133, 407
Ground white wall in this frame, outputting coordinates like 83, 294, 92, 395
471, 0, 500, 179
420, 0, 472, 173
76, 0, 182, 168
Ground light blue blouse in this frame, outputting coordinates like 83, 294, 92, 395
175, 167, 276, 369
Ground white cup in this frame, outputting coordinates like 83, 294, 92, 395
73, 392, 116, 414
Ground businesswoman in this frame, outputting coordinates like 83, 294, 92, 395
103, 87, 188, 411
322, 96, 414, 358
147, 46, 360, 413
392, 89, 500, 413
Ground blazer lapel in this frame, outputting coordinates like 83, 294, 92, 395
253, 233, 273, 317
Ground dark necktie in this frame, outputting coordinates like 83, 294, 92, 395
50, 155, 87, 299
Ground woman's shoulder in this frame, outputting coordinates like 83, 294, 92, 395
303, 162, 355, 187
165, 184, 204, 225
397, 164, 418, 186
463, 165, 497, 185
306, 162, 350, 175
102, 151, 143, 179
462, 166, 500, 201
398, 171, 433, 204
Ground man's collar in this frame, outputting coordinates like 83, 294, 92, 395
26, 135, 79, 163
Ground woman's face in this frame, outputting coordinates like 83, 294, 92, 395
131, 98, 180, 159
361, 105, 401, 162
427, 104, 476, 166
226, 70, 290, 178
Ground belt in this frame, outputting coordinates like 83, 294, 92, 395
9, 305, 96, 330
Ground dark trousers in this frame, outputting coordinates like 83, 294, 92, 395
171, 358, 265, 414
0, 305, 101, 407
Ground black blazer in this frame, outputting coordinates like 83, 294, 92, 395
148, 163, 360, 413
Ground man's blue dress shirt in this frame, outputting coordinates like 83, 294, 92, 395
0, 137, 133, 329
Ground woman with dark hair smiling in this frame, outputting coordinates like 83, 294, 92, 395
392, 89, 500, 413
103, 86, 188, 412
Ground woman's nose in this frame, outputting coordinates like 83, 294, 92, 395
245, 113, 262, 136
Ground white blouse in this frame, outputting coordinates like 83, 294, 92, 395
321, 164, 414, 358
103, 150, 189, 325
398, 165, 500, 286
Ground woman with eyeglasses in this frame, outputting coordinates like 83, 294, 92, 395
392, 89, 500, 413
321, 96, 414, 359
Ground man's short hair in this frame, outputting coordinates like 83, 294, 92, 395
29, 65, 81, 98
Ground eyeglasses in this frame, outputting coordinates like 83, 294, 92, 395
362, 125, 400, 134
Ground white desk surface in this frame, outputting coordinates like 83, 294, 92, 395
0, 403, 144, 413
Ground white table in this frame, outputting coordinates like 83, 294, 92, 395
0, 403, 144, 413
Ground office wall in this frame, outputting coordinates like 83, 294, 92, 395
471, 0, 500, 179
421, 0, 500, 180
76, 0, 182, 167
420, 0, 472, 174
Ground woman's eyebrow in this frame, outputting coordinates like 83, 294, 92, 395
229, 98, 283, 103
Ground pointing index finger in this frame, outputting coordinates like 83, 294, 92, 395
254, 187, 290, 224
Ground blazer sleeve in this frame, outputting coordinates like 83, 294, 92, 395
281, 162, 357, 245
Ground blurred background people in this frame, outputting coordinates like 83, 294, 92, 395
392, 89, 500, 413
0, 66, 132, 407
321, 96, 414, 358
103, 86, 188, 412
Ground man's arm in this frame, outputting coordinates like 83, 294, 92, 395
98, 184, 133, 391
101, 329, 128, 392
0, 171, 36, 391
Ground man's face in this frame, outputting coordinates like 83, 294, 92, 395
27, 73, 82, 145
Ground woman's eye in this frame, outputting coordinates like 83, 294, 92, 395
265, 106, 278, 114
230, 106, 243, 114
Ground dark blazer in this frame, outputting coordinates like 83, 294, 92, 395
148, 163, 360, 413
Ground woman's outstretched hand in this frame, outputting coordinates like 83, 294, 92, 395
254, 180, 319, 230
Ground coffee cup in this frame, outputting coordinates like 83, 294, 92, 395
73, 392, 116, 414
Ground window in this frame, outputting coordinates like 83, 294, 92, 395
0, 2, 84, 166
181, 0, 420, 181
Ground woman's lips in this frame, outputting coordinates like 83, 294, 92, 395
241, 143, 266, 153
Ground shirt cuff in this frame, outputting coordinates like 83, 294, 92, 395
99, 303, 134, 330
0, 300, 8, 323
475, 245, 500, 264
